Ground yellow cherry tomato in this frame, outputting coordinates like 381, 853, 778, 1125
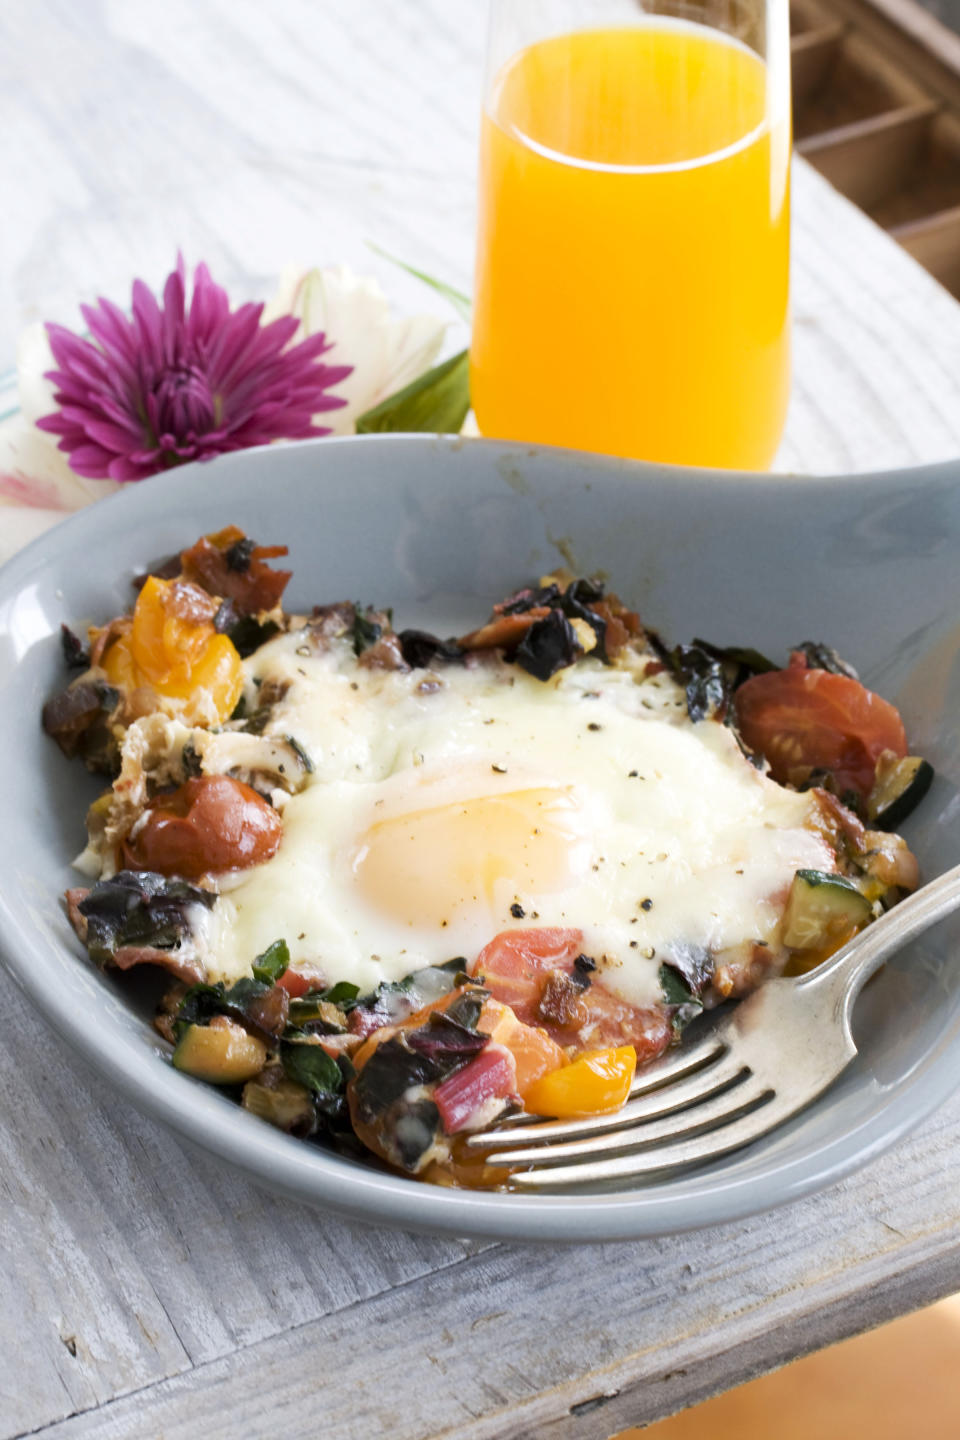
523, 1045, 637, 1118
102, 576, 243, 722
100, 632, 138, 692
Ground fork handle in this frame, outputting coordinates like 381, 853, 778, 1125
797, 858, 960, 1014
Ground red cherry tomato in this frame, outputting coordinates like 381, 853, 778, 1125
122, 775, 283, 879
471, 927, 671, 1062
472, 928, 584, 1022
735, 658, 907, 802
276, 968, 323, 999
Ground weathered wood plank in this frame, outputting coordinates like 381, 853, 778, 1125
0, 970, 491, 1437
24, 1095, 960, 1439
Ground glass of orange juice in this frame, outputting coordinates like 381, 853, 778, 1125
470, 0, 792, 471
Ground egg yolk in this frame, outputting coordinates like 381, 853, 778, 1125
351, 785, 587, 929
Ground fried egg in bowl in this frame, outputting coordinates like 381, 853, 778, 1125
47, 514, 922, 1187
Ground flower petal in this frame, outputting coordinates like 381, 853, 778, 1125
267, 264, 446, 435
27, 256, 361, 485
16, 322, 60, 425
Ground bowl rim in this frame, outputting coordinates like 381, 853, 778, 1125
2, 431, 958, 1242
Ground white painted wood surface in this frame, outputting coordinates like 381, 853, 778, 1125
4, 3, 960, 1437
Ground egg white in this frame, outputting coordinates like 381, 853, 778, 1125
205, 627, 832, 1007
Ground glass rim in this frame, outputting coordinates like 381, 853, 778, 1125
485, 14, 787, 177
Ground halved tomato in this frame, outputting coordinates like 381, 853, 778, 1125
471, 927, 671, 1064
735, 656, 906, 802
122, 775, 283, 879
471, 927, 584, 1025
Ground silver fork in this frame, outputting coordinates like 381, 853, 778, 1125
466, 860, 960, 1189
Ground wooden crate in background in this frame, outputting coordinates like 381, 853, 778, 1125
792, 0, 960, 294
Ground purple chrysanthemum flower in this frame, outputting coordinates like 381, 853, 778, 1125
36, 256, 352, 482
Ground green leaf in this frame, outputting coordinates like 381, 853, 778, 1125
356, 349, 469, 436
281, 1040, 343, 1097
322, 981, 361, 1007
225, 977, 271, 1008
366, 242, 472, 321
252, 938, 290, 985
659, 964, 697, 1007
174, 974, 279, 1041
174, 982, 227, 1039
351, 606, 385, 655
283, 734, 314, 775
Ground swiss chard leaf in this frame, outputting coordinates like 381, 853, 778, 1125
321, 981, 361, 1008
287, 982, 360, 1030
559, 578, 609, 660
350, 1037, 446, 1120
662, 942, 714, 997
514, 610, 581, 682
397, 629, 464, 669
283, 735, 314, 775
175, 982, 229, 1035
352, 962, 463, 1030
391, 1098, 443, 1171
351, 606, 386, 655
498, 579, 609, 666
77, 871, 214, 964
238, 705, 272, 735
174, 973, 284, 1039
792, 641, 859, 679
280, 1040, 343, 1097
670, 643, 729, 723
444, 987, 487, 1032
655, 636, 777, 725
221, 610, 281, 658
499, 583, 562, 616
659, 965, 696, 1007
220, 977, 271, 1010
658, 965, 705, 1045
663, 639, 773, 725
252, 938, 290, 985
690, 638, 777, 677
406, 1011, 489, 1062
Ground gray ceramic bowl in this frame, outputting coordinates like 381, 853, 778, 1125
1, 434, 959, 1242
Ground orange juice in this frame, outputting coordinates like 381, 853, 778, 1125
470, 23, 791, 470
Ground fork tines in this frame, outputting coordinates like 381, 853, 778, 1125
467, 1034, 776, 1189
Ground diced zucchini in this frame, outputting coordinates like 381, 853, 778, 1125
858, 830, 919, 892
172, 1018, 267, 1084
867, 756, 934, 831
242, 1072, 315, 1132
782, 869, 873, 951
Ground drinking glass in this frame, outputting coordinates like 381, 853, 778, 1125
470, 0, 792, 470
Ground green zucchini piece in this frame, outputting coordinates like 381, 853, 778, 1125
242, 1072, 315, 1132
867, 756, 934, 831
782, 870, 873, 951
172, 1019, 267, 1084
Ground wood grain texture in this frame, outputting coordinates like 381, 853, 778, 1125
4, 2, 960, 1438
0, 967, 492, 1437
20, 1093, 960, 1440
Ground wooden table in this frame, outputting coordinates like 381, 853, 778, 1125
4, 4, 960, 1437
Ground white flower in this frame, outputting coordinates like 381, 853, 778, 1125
16, 321, 59, 426
0, 266, 450, 567
0, 322, 119, 565
265, 265, 448, 434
